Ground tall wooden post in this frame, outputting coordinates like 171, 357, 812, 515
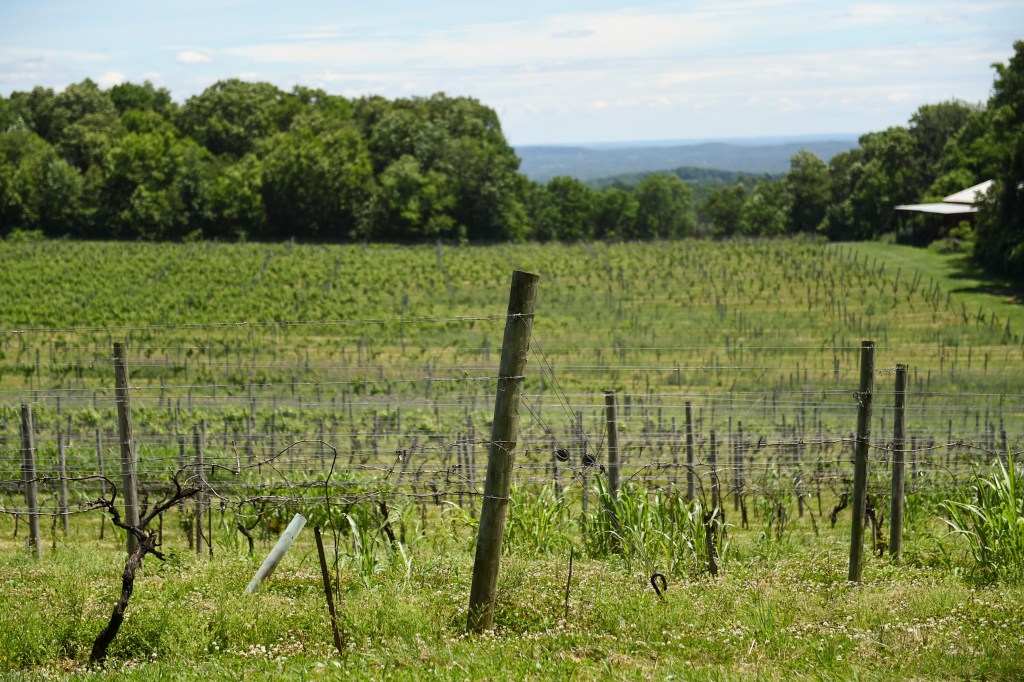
685, 402, 696, 502
194, 423, 207, 557
710, 430, 720, 512
20, 404, 41, 559
467, 270, 539, 632
605, 391, 620, 501
889, 364, 907, 561
848, 340, 875, 582
114, 342, 140, 554
96, 429, 106, 539
58, 427, 69, 535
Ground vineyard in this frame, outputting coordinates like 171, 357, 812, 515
1, 237, 1023, 680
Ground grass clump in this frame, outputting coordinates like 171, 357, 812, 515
942, 453, 1024, 583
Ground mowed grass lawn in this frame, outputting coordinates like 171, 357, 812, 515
842, 242, 1024, 333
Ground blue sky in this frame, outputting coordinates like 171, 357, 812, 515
1, 0, 1021, 145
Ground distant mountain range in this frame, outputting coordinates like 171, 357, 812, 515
514, 136, 860, 183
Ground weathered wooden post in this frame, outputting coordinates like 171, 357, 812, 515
58, 427, 69, 535
96, 429, 106, 539
467, 270, 539, 632
113, 342, 140, 554
685, 402, 696, 503
710, 429, 720, 512
848, 340, 875, 582
604, 391, 620, 501
20, 404, 41, 559
194, 422, 207, 557
889, 364, 907, 561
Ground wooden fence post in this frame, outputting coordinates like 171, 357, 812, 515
467, 270, 539, 633
20, 404, 41, 559
113, 342, 140, 554
848, 340, 875, 582
710, 430, 720, 512
96, 429, 106, 539
889, 364, 907, 561
685, 402, 696, 503
605, 391, 620, 501
194, 423, 207, 557
58, 427, 69, 535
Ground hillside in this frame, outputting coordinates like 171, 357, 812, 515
515, 138, 859, 182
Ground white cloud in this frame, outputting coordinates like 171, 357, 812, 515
176, 50, 212, 65
96, 70, 125, 87
552, 29, 594, 39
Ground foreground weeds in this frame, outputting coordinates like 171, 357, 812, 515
1, 514, 1023, 681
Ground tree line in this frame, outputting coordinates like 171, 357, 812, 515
1, 41, 1021, 274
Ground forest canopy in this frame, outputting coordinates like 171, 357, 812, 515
1, 41, 1022, 274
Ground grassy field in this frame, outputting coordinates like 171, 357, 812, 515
843, 242, 1024, 334
1, 236, 1023, 680
2, 508, 1023, 681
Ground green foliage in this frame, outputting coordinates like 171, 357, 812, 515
581, 478, 724, 578
942, 454, 1024, 584
591, 186, 638, 239
0, 129, 84, 235
108, 80, 176, 118
177, 80, 298, 158
974, 40, 1024, 276
785, 150, 830, 233
698, 183, 747, 236
632, 173, 695, 238
506, 484, 573, 553
1, 44, 1023, 269
260, 123, 372, 240
531, 176, 597, 241
739, 178, 790, 236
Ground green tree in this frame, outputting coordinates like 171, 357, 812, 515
632, 173, 695, 238
592, 187, 638, 240
740, 179, 790, 236
975, 40, 1024, 275
784, 150, 830, 233
260, 122, 374, 240
361, 155, 456, 240
699, 183, 747, 236
50, 80, 119, 160
824, 127, 918, 240
96, 130, 211, 239
201, 154, 265, 240
178, 80, 299, 157
909, 100, 977, 182
531, 176, 596, 241
5, 86, 58, 140
108, 81, 176, 117
0, 130, 84, 235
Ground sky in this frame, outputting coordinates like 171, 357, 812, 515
1, 0, 1021, 145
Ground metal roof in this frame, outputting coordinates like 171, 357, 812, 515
942, 180, 993, 204
894, 203, 977, 215
894, 179, 991, 216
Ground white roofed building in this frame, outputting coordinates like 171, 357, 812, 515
894, 180, 992, 243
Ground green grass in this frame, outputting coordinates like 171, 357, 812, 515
2, 509, 1024, 681
1, 236, 1023, 679
841, 242, 1024, 335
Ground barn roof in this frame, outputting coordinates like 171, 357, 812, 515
895, 179, 992, 216
942, 180, 993, 204
894, 202, 976, 215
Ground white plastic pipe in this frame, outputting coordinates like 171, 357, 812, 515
245, 513, 307, 593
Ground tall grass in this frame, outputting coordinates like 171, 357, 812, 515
581, 476, 726, 578
942, 453, 1024, 583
